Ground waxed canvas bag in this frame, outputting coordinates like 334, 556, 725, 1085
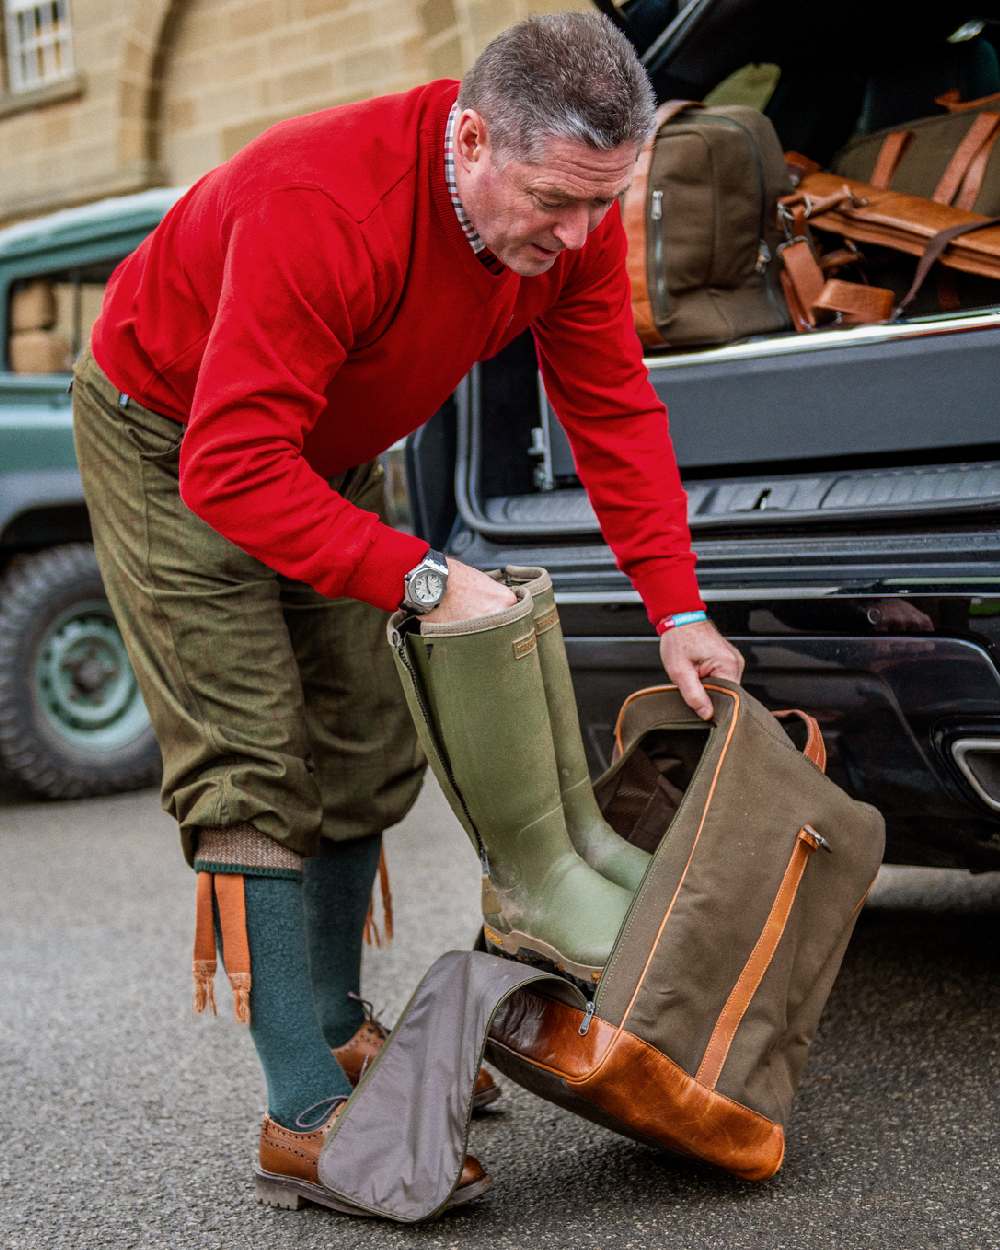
308, 681, 884, 1220
834, 91, 1000, 215
485, 679, 885, 1181
623, 100, 792, 349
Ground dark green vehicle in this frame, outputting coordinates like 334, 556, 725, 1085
0, 190, 183, 798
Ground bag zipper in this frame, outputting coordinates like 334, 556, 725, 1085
695, 824, 831, 1089
652, 114, 784, 324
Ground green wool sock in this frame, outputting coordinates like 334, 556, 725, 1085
302, 832, 383, 1049
221, 874, 352, 1130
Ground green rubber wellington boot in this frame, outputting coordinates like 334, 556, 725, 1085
501, 567, 651, 893
388, 590, 631, 985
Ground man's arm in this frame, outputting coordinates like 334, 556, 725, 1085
531, 207, 743, 716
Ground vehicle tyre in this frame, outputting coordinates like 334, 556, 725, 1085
0, 543, 161, 799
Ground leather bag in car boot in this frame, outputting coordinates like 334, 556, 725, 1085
388, 590, 632, 984
497, 567, 649, 893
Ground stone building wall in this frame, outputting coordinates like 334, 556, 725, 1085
0, 0, 586, 226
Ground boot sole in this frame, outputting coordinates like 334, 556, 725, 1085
254, 1167, 492, 1216
483, 924, 603, 985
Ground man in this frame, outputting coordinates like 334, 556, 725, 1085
72, 11, 742, 1212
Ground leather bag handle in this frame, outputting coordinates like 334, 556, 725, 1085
772, 708, 827, 773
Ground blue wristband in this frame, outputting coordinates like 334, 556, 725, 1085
656, 610, 708, 636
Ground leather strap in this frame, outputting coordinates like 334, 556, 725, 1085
778, 238, 826, 331
935, 87, 1000, 114
896, 214, 1000, 315
954, 123, 1000, 210
870, 129, 911, 189
772, 709, 827, 773
932, 111, 1000, 205
192, 871, 218, 1016
623, 99, 704, 348
812, 278, 894, 325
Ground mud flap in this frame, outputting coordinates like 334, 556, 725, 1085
317, 949, 585, 1223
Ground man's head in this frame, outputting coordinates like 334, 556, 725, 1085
454, 13, 655, 276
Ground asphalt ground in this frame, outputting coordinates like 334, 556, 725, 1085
1, 780, 998, 1250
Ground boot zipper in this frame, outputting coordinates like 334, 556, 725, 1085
394, 637, 491, 874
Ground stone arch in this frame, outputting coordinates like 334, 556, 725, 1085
115, 0, 190, 177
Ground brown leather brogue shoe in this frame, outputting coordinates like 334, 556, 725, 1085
333, 1016, 501, 1110
255, 1102, 491, 1214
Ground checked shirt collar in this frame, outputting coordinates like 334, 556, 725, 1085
444, 102, 505, 275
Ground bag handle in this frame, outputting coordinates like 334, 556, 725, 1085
895, 213, 1000, 315
772, 708, 827, 773
935, 87, 1000, 114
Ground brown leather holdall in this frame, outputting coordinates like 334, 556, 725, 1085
487, 680, 885, 1181
623, 100, 792, 349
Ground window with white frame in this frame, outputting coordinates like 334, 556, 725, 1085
4, 0, 74, 95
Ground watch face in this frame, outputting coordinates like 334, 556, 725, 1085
412, 569, 444, 605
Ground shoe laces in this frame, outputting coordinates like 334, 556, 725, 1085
347, 990, 389, 1037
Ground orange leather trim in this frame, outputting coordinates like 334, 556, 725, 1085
613, 685, 741, 1043
779, 237, 826, 330
696, 827, 821, 1089
935, 87, 1000, 114
613, 679, 732, 758
490, 999, 785, 1181
933, 112, 1000, 206
623, 100, 703, 347
954, 124, 1000, 211
772, 708, 827, 773
870, 129, 911, 189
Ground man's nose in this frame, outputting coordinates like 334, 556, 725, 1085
551, 204, 590, 251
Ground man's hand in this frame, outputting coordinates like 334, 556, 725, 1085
659, 620, 744, 720
419, 558, 517, 624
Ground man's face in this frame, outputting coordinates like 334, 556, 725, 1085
454, 109, 638, 277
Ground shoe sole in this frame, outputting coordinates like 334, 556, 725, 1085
482, 923, 603, 985
254, 1167, 492, 1216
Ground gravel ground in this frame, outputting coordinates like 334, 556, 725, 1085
1, 780, 997, 1250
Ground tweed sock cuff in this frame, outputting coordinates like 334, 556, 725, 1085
194, 824, 303, 880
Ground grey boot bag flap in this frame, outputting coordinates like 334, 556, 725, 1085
317, 949, 585, 1223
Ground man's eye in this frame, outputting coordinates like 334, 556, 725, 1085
534, 196, 563, 210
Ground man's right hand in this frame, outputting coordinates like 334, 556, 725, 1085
419, 558, 517, 624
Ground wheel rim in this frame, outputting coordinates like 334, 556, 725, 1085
35, 600, 150, 751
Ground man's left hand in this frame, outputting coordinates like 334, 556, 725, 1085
659, 620, 744, 721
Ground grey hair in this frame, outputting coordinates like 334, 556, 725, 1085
457, 12, 656, 163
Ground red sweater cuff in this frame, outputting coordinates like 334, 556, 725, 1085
339, 523, 430, 612
631, 560, 706, 630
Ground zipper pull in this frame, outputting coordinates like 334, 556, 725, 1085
801, 824, 832, 853
650, 189, 663, 222
579, 999, 596, 1036
755, 240, 772, 273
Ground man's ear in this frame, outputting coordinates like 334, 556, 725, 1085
456, 108, 488, 167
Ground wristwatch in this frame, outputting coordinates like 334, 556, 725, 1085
401, 548, 449, 613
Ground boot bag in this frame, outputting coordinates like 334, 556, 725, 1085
487, 679, 885, 1181
623, 99, 792, 350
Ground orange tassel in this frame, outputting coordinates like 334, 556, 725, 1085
378, 845, 394, 943
362, 845, 393, 947
230, 972, 252, 1025
192, 872, 218, 1015
214, 874, 253, 1026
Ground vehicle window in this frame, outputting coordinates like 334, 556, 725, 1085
7, 258, 118, 374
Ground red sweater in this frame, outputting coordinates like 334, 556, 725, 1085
92, 80, 702, 623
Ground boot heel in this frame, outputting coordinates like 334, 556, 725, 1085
255, 1175, 304, 1209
